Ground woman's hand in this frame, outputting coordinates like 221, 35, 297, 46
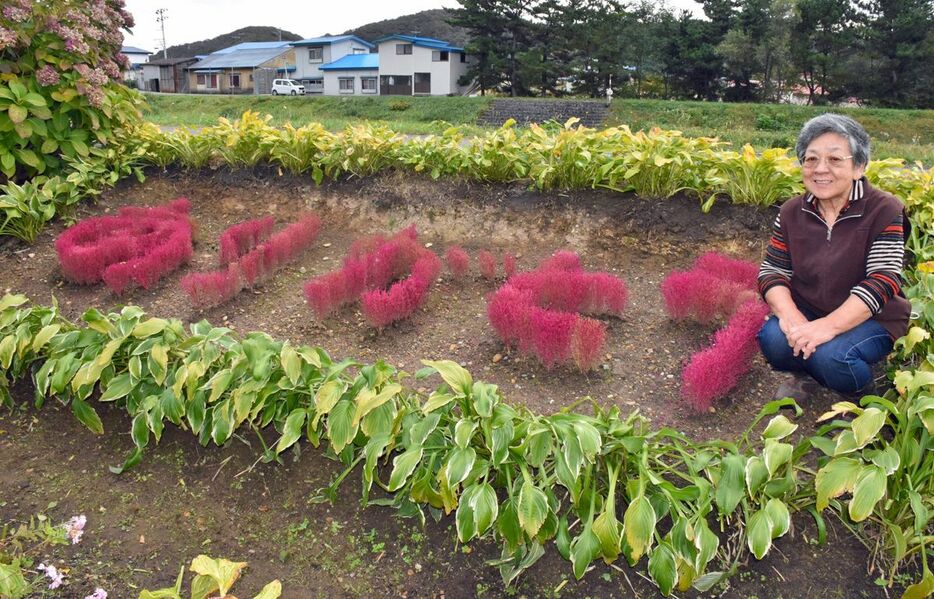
787, 318, 837, 359
777, 309, 809, 339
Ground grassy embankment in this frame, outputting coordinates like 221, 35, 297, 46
143, 93, 934, 164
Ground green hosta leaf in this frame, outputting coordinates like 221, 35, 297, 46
253, 580, 283, 599
31, 323, 61, 352
572, 420, 602, 462
312, 379, 345, 428
352, 383, 401, 427
851, 407, 886, 447
472, 483, 499, 536
868, 446, 900, 475
692, 571, 726, 592
815, 457, 862, 511
623, 494, 656, 562
556, 516, 571, 560
746, 508, 773, 559
693, 518, 719, 571
648, 542, 678, 596
276, 408, 307, 454
421, 359, 472, 395
570, 524, 601, 580
525, 426, 552, 468
848, 464, 887, 522
132, 317, 168, 338
901, 570, 934, 599
189, 555, 247, 597
150, 343, 168, 384
190, 574, 218, 599
409, 412, 441, 447
456, 484, 479, 542
445, 446, 476, 487
761, 415, 798, 439
591, 504, 621, 563
764, 498, 790, 538
71, 397, 104, 434
517, 480, 549, 538
326, 399, 356, 454
387, 447, 423, 492
454, 418, 477, 449
0, 335, 14, 369
762, 439, 793, 476
908, 490, 930, 535
100, 372, 134, 402
714, 453, 747, 515
422, 390, 455, 414
745, 455, 769, 496
280, 343, 302, 385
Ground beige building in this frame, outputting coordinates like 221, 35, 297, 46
186, 42, 297, 94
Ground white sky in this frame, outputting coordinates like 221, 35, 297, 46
123, 0, 704, 54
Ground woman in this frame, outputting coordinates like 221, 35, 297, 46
757, 113, 910, 401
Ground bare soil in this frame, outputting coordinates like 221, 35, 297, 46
0, 168, 890, 598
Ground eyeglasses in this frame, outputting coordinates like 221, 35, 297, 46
800, 155, 853, 169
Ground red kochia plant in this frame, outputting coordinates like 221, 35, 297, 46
181, 213, 320, 309
659, 252, 766, 409
681, 299, 770, 410
486, 250, 627, 371
304, 225, 438, 327
478, 250, 497, 280
503, 253, 518, 278
55, 199, 193, 293
219, 216, 275, 266
445, 246, 470, 279
661, 252, 758, 322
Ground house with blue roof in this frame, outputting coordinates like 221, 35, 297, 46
290, 36, 374, 94
373, 35, 469, 96
186, 41, 295, 94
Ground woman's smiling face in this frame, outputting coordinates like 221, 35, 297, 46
801, 132, 866, 204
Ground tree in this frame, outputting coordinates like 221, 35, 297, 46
790, 0, 855, 104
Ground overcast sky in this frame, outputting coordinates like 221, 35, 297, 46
123, 0, 704, 53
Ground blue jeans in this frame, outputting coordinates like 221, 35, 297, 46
757, 305, 894, 394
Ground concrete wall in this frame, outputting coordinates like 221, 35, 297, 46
323, 69, 379, 95
293, 40, 372, 82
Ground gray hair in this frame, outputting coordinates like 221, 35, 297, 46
795, 113, 871, 167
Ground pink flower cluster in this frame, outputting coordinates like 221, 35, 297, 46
55, 199, 193, 294
681, 299, 770, 410
661, 252, 759, 323
181, 214, 321, 309
38, 563, 64, 589
659, 252, 767, 409
486, 251, 627, 370
65, 514, 87, 544
445, 246, 470, 279
304, 225, 440, 328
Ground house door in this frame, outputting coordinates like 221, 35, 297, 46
414, 72, 431, 94
380, 75, 412, 95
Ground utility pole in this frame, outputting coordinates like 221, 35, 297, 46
155, 8, 168, 59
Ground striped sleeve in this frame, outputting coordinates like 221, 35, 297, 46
851, 214, 905, 314
758, 213, 792, 297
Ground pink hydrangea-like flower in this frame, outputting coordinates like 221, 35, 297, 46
84, 589, 108, 599
65, 514, 87, 544
2, 5, 31, 22
65, 37, 90, 54
0, 26, 16, 50
101, 60, 120, 80
38, 563, 65, 589
86, 87, 105, 107
37, 64, 60, 86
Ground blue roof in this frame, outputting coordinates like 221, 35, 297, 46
319, 54, 379, 71
121, 46, 151, 54
292, 35, 374, 48
189, 46, 293, 69
373, 34, 463, 52
213, 41, 291, 54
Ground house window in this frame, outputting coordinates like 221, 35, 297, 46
395, 43, 413, 55
339, 77, 354, 93
460, 53, 466, 63
196, 74, 205, 85
309, 47, 323, 63
305, 77, 323, 92
414, 72, 431, 94
209, 74, 217, 88
352, 47, 368, 54
432, 50, 449, 62
361, 77, 377, 94
229, 73, 240, 88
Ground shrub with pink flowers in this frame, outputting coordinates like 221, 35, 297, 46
660, 252, 767, 409
304, 226, 439, 328
487, 250, 628, 370
180, 213, 321, 309
55, 198, 193, 294
0, 0, 143, 182
478, 250, 497, 280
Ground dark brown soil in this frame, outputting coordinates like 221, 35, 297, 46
0, 169, 891, 598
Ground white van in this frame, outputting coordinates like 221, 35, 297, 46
271, 79, 305, 96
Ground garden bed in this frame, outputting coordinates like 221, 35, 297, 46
0, 169, 894, 597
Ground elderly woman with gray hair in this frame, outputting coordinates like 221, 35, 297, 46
756, 113, 910, 401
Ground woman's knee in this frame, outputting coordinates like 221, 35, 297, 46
806, 345, 869, 393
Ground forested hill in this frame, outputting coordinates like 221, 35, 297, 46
156, 26, 303, 59
344, 9, 470, 47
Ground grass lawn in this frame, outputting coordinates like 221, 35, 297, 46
142, 93, 934, 164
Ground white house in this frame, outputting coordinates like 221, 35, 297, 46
119, 45, 151, 84
290, 35, 375, 94
319, 54, 379, 95
373, 35, 469, 96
